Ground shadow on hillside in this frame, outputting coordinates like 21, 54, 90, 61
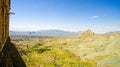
0, 37, 26, 67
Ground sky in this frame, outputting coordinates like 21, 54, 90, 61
10, 0, 120, 33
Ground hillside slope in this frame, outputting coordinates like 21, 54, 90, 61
11, 31, 120, 67
68, 32, 120, 67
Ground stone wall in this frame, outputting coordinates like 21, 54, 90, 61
0, 0, 10, 52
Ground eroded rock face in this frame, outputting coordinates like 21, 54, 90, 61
0, 0, 10, 52
0, 0, 26, 67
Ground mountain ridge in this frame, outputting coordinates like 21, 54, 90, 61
10, 29, 80, 38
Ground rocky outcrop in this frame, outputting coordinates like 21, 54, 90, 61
79, 30, 95, 37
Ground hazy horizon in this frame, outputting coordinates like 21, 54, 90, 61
10, 0, 120, 33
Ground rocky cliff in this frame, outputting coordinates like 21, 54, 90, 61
0, 0, 10, 52
0, 0, 26, 67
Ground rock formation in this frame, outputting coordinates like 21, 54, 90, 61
0, 0, 26, 67
0, 0, 10, 52
79, 30, 95, 37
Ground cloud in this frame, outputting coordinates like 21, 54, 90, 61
10, 24, 120, 34
10, 25, 40, 31
90, 25, 120, 33
90, 16, 99, 19
10, 24, 66, 31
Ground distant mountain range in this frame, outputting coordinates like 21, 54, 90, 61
10, 30, 80, 38
105, 31, 120, 34
10, 30, 120, 38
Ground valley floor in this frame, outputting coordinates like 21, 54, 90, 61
11, 32, 120, 67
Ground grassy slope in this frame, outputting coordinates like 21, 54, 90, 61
12, 38, 96, 67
